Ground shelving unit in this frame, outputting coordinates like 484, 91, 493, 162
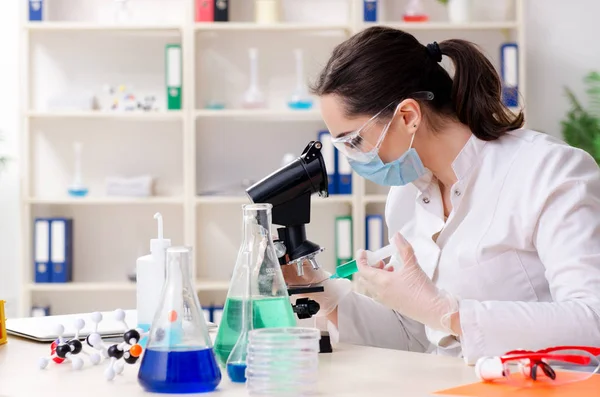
26, 197, 185, 205
27, 279, 230, 292
19, 0, 526, 316
24, 22, 183, 32
27, 111, 184, 121
194, 22, 352, 32
194, 109, 323, 120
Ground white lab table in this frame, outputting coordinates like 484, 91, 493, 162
0, 335, 478, 396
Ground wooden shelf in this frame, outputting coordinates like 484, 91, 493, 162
196, 195, 353, 205
28, 280, 230, 292
195, 22, 351, 32
27, 111, 184, 121
195, 109, 322, 121
24, 22, 182, 33
361, 21, 519, 30
27, 197, 184, 205
364, 195, 388, 204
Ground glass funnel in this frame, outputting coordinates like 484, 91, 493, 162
214, 204, 297, 367
138, 246, 221, 394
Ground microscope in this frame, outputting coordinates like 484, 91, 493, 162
246, 141, 333, 351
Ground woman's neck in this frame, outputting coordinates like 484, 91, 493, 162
416, 121, 473, 189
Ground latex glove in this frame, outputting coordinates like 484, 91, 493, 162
357, 232, 459, 334
282, 262, 352, 316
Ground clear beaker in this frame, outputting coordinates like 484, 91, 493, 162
214, 204, 297, 367
138, 247, 221, 394
246, 327, 320, 396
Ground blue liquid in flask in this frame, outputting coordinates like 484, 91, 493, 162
287, 100, 313, 110
226, 362, 247, 383
138, 347, 221, 394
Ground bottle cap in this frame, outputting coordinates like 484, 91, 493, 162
150, 212, 171, 254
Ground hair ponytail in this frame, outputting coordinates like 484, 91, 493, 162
312, 27, 524, 141
438, 39, 524, 141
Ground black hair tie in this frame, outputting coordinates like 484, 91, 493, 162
426, 42, 442, 63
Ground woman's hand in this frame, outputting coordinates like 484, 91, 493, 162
281, 261, 352, 319
357, 232, 461, 335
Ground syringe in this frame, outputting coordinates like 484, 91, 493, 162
330, 244, 397, 279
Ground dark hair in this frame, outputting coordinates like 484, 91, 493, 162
311, 26, 524, 141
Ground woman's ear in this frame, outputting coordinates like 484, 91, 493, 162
397, 99, 422, 134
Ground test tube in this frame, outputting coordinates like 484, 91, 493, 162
330, 243, 397, 279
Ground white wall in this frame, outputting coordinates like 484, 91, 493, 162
0, 0, 21, 317
525, 0, 600, 136
0, 0, 598, 317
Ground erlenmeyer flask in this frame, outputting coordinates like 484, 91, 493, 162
226, 251, 252, 383
138, 247, 221, 394
214, 203, 297, 367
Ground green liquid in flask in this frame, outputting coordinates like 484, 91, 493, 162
214, 296, 297, 366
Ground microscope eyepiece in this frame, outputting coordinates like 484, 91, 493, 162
245, 141, 329, 264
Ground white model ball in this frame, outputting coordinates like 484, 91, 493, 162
91, 312, 103, 323
53, 324, 65, 337
90, 352, 102, 365
114, 360, 125, 375
88, 333, 102, 348
105, 366, 116, 381
113, 309, 126, 322
71, 356, 84, 370
73, 318, 85, 331
38, 357, 50, 370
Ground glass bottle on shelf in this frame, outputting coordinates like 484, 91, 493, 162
138, 247, 221, 394
241, 48, 266, 109
113, 0, 133, 24
214, 204, 297, 367
403, 0, 429, 22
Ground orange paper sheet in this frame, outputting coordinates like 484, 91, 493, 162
434, 373, 600, 397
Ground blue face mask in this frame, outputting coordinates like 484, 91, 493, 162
348, 147, 426, 186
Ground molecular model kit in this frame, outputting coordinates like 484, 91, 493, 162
39, 309, 147, 381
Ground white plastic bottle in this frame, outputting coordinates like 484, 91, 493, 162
136, 212, 171, 342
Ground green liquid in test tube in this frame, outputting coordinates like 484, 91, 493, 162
330, 243, 397, 279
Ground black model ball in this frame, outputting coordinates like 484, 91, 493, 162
123, 329, 141, 345
124, 353, 140, 364
55, 344, 71, 359
68, 339, 83, 354
107, 344, 124, 360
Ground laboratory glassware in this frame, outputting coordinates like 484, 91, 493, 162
330, 243, 397, 279
246, 327, 320, 396
138, 247, 221, 394
113, 0, 133, 23
226, 251, 252, 383
403, 0, 428, 22
214, 204, 297, 367
288, 49, 313, 110
67, 142, 89, 197
242, 48, 266, 109
476, 346, 600, 387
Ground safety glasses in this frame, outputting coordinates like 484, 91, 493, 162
329, 91, 434, 164
477, 346, 600, 388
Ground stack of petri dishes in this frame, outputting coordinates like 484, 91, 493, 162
246, 327, 321, 396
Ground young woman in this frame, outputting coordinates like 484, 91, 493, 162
283, 26, 600, 364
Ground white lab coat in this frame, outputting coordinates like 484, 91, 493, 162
335, 129, 600, 364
